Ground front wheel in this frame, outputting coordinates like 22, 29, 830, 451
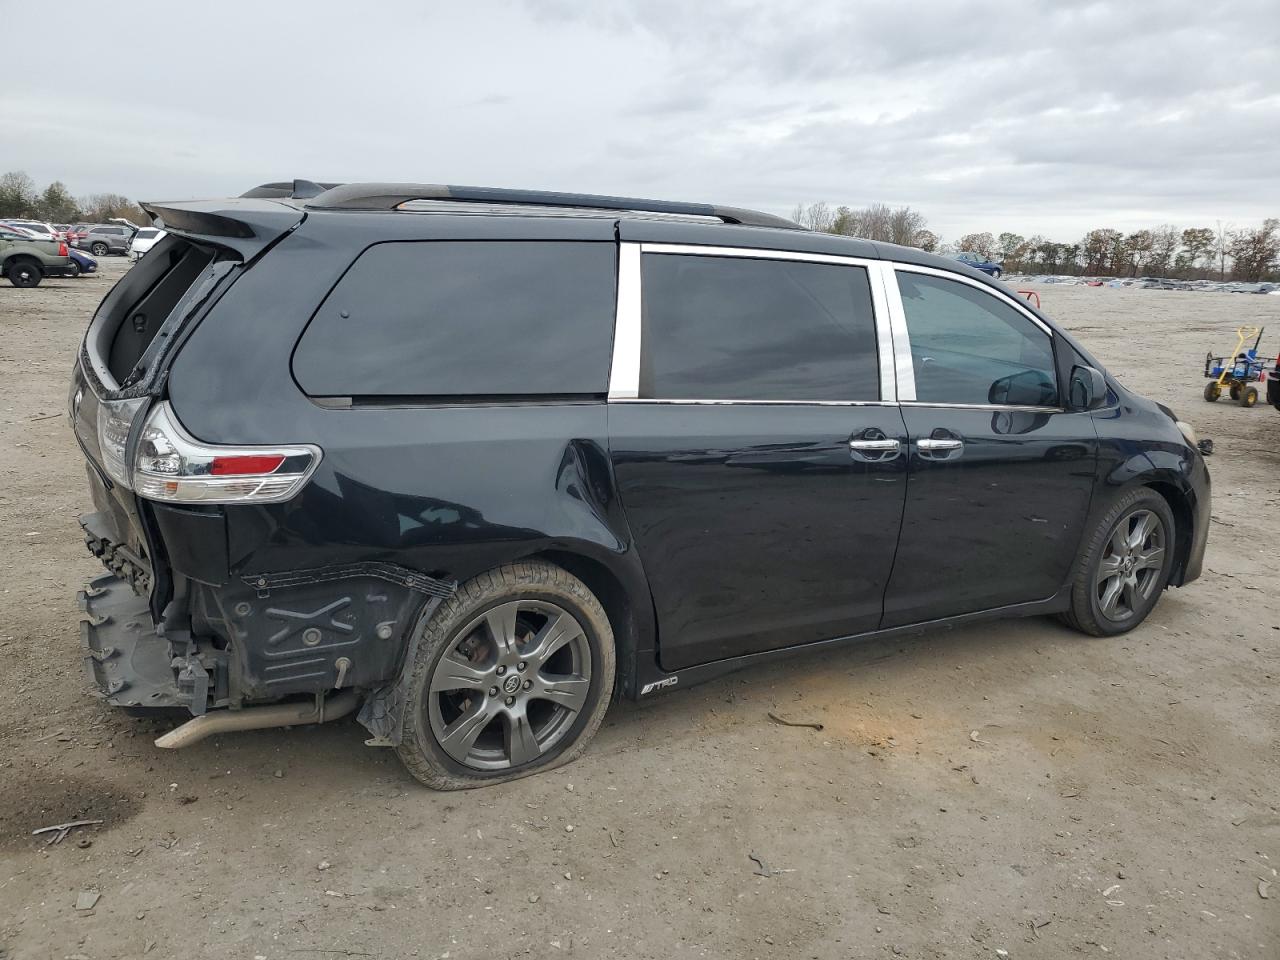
65, 261, 81, 278
1238, 386, 1258, 407
396, 561, 615, 790
990, 268, 1002, 279
1060, 488, 1175, 637
8, 261, 42, 287
1203, 381, 1221, 402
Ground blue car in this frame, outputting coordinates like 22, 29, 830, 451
954, 251, 1004, 278
61, 247, 98, 278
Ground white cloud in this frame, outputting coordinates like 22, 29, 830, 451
1, 0, 1276, 242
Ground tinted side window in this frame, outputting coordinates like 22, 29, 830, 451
897, 271, 1058, 407
639, 254, 879, 401
294, 241, 616, 398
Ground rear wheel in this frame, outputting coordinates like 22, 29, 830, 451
8, 260, 41, 288
1203, 381, 1221, 402
1238, 386, 1258, 407
1060, 488, 1175, 637
396, 561, 615, 790
90, 242, 109, 256
1229, 383, 1241, 401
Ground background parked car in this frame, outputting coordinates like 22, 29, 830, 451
61, 248, 98, 278
1, 219, 60, 242
953, 251, 1005, 278
128, 227, 167, 261
75, 224, 135, 256
0, 223, 70, 287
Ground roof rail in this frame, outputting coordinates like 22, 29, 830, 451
303, 182, 803, 230
241, 179, 343, 200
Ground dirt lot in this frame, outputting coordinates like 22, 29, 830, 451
1, 259, 1277, 960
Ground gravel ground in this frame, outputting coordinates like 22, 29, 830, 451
1, 259, 1277, 960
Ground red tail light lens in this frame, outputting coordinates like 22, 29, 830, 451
59, 242, 68, 257
131, 403, 321, 504
209, 454, 286, 476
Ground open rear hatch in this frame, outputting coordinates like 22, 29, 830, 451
71, 199, 303, 706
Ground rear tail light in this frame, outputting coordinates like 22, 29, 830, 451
59, 241, 68, 257
96, 400, 321, 504
96, 397, 146, 486
132, 403, 321, 504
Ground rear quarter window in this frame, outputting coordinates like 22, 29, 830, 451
292, 241, 617, 399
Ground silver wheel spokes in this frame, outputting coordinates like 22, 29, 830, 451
428, 600, 591, 771
1096, 509, 1165, 621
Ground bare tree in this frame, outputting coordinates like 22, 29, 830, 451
1227, 219, 1280, 281
1180, 227, 1215, 274
913, 229, 939, 253
957, 232, 996, 259
790, 201, 834, 233
1214, 221, 1231, 281
1123, 230, 1153, 276
80, 193, 149, 224
888, 206, 927, 246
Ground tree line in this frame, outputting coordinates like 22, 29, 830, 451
792, 201, 1280, 282
0, 170, 148, 226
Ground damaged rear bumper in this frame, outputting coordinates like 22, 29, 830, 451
79, 573, 217, 712
80, 574, 162, 706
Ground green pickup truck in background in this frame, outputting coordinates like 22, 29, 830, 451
0, 225, 71, 287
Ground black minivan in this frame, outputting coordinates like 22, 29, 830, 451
71, 181, 1209, 789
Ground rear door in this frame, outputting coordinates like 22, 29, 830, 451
607, 242, 908, 671
880, 264, 1099, 626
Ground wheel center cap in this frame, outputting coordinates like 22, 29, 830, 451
502, 674, 522, 695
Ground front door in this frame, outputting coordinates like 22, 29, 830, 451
881, 266, 1099, 626
607, 243, 908, 671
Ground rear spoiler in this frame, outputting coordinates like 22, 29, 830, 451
140, 198, 305, 260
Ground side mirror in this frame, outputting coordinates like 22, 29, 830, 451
988, 369, 1056, 407
1069, 364, 1108, 410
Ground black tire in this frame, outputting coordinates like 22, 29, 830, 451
1203, 381, 1221, 402
1238, 386, 1258, 408
8, 260, 42, 288
990, 268, 1002, 279
1229, 383, 1241, 401
1060, 487, 1176, 637
90, 242, 109, 256
396, 560, 615, 790
65, 261, 81, 278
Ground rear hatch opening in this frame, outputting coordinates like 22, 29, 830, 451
73, 204, 302, 614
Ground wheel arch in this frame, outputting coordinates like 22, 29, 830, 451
1141, 478, 1195, 586
520, 546, 656, 700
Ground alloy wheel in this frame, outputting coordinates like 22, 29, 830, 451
1095, 508, 1165, 621
427, 599, 592, 771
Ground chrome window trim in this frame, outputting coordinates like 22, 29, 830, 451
887, 262, 1058, 404
610, 398, 898, 407
900, 401, 1065, 414
890, 262, 1055, 336
607, 243, 642, 399
609, 242, 898, 403
879, 262, 917, 402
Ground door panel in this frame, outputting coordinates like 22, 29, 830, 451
882, 405, 1097, 626
610, 403, 908, 670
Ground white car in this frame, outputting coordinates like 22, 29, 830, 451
128, 227, 167, 262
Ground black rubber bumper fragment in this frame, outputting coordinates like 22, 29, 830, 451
79, 573, 183, 709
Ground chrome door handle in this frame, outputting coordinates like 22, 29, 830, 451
917, 438, 962, 451
848, 437, 901, 462
849, 438, 901, 453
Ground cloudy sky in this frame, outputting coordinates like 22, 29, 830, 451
2, 0, 1277, 241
